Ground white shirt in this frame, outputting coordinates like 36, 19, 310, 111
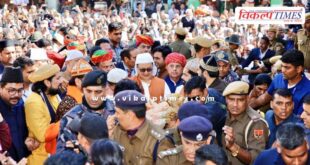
13, 0, 29, 5
259, 49, 268, 60
22, 84, 32, 102
141, 81, 151, 100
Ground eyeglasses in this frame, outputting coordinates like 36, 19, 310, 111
5, 88, 24, 95
139, 68, 153, 73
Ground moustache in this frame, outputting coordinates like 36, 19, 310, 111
10, 97, 21, 101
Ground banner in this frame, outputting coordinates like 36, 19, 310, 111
235, 7, 305, 24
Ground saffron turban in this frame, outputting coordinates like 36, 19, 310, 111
136, 35, 154, 47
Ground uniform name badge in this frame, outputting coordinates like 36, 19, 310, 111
254, 129, 264, 140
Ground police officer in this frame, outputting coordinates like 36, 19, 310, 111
225, 34, 241, 70
169, 27, 192, 59
214, 50, 239, 84
295, 13, 310, 71
267, 27, 285, 55
157, 116, 215, 165
222, 81, 269, 165
111, 90, 174, 165
165, 101, 226, 146
57, 70, 114, 152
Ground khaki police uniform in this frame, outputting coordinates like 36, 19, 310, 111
222, 81, 269, 165
170, 40, 192, 59
223, 107, 269, 165
170, 27, 192, 59
156, 146, 192, 165
112, 120, 174, 165
226, 49, 240, 70
269, 40, 285, 55
267, 27, 285, 55
295, 29, 310, 69
165, 127, 181, 146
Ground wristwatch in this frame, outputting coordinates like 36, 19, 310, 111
231, 144, 240, 157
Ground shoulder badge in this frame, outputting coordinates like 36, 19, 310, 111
158, 146, 183, 159
196, 133, 203, 141
150, 123, 170, 141
247, 107, 262, 121
151, 129, 165, 141
253, 129, 264, 140
118, 145, 125, 152
217, 52, 225, 59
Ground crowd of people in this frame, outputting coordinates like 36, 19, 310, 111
0, 0, 310, 165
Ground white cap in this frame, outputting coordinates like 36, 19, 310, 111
134, 53, 157, 76
107, 68, 128, 84
65, 50, 83, 62
53, 33, 64, 45
30, 48, 48, 60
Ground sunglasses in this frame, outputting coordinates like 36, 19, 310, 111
139, 68, 152, 73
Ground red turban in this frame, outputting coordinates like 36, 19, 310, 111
136, 35, 154, 47
47, 51, 65, 68
165, 53, 187, 67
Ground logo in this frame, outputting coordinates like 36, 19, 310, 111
196, 133, 203, 141
218, 53, 225, 59
254, 129, 264, 140
235, 7, 305, 25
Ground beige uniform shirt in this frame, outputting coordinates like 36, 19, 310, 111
156, 146, 193, 165
269, 40, 285, 55
112, 120, 174, 165
170, 40, 192, 59
226, 49, 240, 70
295, 29, 310, 69
222, 107, 269, 165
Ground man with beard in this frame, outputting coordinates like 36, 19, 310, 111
0, 67, 30, 162
25, 64, 62, 165
250, 50, 310, 115
0, 40, 16, 75
152, 45, 172, 79
13, 56, 36, 101
56, 70, 114, 152
198, 55, 227, 94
